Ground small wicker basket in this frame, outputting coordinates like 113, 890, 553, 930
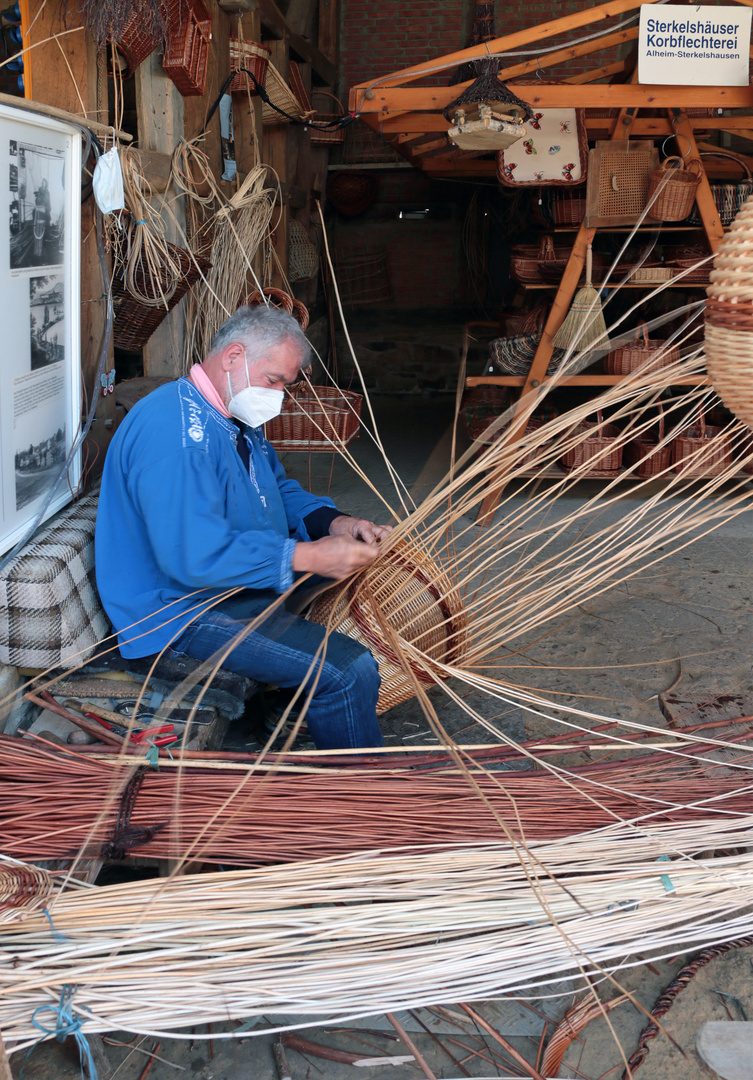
672, 410, 733, 477
264, 384, 362, 452
604, 323, 681, 376
510, 244, 544, 285
547, 188, 587, 227
309, 91, 347, 145
163, 0, 211, 97
229, 37, 270, 95
624, 403, 672, 479
561, 409, 623, 477
307, 539, 467, 714
646, 156, 702, 222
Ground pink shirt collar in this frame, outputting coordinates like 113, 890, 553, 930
188, 364, 231, 418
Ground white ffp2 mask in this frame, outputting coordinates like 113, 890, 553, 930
227, 357, 285, 429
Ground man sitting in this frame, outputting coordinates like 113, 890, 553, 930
95, 305, 391, 748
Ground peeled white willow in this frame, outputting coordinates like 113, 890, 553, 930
1, 820, 752, 1050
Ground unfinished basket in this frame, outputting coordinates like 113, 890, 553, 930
561, 409, 623, 477
309, 91, 347, 145
624, 404, 672, 479
604, 323, 680, 376
672, 410, 733, 477
264, 384, 362, 452
113, 246, 210, 351
335, 250, 391, 306
646, 156, 702, 222
705, 195, 753, 429
288, 220, 318, 282
229, 37, 270, 95
307, 539, 467, 714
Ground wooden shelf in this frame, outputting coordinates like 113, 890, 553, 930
467, 375, 709, 388
522, 282, 707, 290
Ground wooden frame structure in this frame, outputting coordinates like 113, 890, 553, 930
348, 0, 753, 522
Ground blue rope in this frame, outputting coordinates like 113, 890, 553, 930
20, 912, 97, 1079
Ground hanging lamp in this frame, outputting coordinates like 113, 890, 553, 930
445, 59, 532, 152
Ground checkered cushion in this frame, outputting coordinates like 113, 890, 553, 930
0, 492, 108, 669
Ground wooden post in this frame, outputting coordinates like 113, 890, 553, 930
263, 39, 290, 287
667, 110, 725, 254
318, 0, 339, 66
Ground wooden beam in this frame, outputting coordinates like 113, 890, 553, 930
373, 0, 654, 88
371, 112, 753, 137
219, 0, 337, 83
496, 27, 638, 83
353, 82, 753, 115
318, 0, 338, 67
411, 137, 451, 156
566, 59, 628, 84
0, 90, 132, 141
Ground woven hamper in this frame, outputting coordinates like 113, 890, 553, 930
0, 492, 108, 669
705, 195, 753, 429
113, 246, 210, 351
264, 385, 362, 452
307, 540, 467, 714
561, 410, 623, 477
672, 411, 733, 477
604, 323, 681, 376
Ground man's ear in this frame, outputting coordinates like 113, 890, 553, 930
220, 342, 245, 373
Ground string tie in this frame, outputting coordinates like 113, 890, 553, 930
22, 983, 97, 1080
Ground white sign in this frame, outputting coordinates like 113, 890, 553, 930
0, 103, 81, 556
638, 4, 751, 85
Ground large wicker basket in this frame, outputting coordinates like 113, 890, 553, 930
510, 244, 544, 285
162, 0, 211, 96
112, 245, 210, 351
264, 384, 362, 452
604, 323, 680, 376
307, 539, 467, 714
561, 410, 623, 477
672, 411, 733, 477
646, 156, 702, 222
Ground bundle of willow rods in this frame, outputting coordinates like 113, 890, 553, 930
2, 734, 752, 866
1, 822, 752, 1051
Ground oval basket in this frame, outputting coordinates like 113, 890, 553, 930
672, 411, 733, 477
264, 384, 362, 452
510, 244, 545, 285
307, 540, 467, 714
646, 156, 702, 222
241, 288, 310, 330
561, 409, 623, 477
604, 323, 680, 376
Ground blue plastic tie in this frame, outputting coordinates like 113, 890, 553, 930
22, 985, 97, 1080
657, 854, 676, 894
134, 219, 146, 225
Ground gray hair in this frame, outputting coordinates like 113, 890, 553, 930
208, 304, 310, 368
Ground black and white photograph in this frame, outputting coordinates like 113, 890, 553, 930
9, 141, 65, 271
9, 140, 17, 156
13, 424, 66, 511
29, 274, 64, 370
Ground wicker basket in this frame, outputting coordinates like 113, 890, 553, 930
561, 409, 623, 476
288, 220, 318, 283
112, 245, 210, 351
229, 37, 270, 95
461, 385, 511, 433
646, 156, 702, 222
548, 188, 587, 227
113, 0, 183, 77
309, 91, 346, 146
307, 539, 467, 714
264, 384, 362, 452
510, 244, 544, 285
690, 150, 753, 226
162, 0, 211, 97
490, 331, 566, 377
624, 404, 672, 479
326, 171, 379, 217
672, 410, 733, 477
241, 288, 310, 330
705, 195, 753, 428
335, 250, 391, 306
625, 265, 674, 284
537, 235, 607, 285
666, 244, 712, 285
604, 323, 680, 376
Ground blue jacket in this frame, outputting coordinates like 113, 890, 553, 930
95, 378, 337, 657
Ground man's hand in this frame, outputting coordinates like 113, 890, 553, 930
292, 535, 379, 580
328, 515, 393, 544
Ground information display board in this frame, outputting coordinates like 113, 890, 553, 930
639, 4, 752, 86
0, 103, 81, 557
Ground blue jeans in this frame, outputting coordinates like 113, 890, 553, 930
170, 590, 383, 750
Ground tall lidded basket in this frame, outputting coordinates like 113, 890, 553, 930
705, 196, 753, 429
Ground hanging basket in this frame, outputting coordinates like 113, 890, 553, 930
113, 244, 210, 351
229, 37, 270, 95
264, 384, 362, 452
604, 322, 681, 376
162, 0, 211, 97
646, 156, 703, 222
672, 410, 733, 477
113, 0, 178, 78
288, 220, 319, 283
326, 170, 379, 217
704, 195, 753, 429
561, 409, 623, 477
307, 539, 467, 714
309, 92, 347, 145
624, 403, 672, 479
242, 288, 310, 330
